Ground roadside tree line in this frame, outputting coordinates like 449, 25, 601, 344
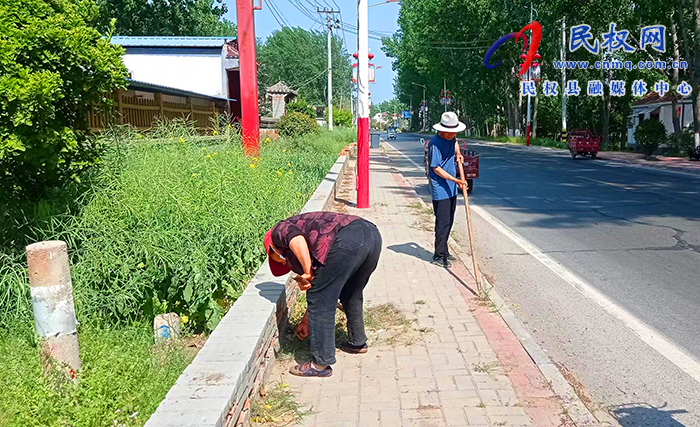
383, 0, 700, 150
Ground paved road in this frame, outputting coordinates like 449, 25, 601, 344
384, 133, 700, 426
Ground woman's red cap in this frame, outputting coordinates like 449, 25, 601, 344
264, 228, 291, 276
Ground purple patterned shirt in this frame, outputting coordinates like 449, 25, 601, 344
271, 211, 362, 274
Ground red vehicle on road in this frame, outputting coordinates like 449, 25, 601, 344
423, 138, 479, 193
568, 129, 600, 159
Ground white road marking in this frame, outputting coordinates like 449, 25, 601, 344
384, 140, 700, 385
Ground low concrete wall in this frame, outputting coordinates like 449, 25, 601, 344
144, 155, 348, 427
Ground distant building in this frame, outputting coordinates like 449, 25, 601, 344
110, 36, 241, 120
266, 82, 297, 119
372, 112, 389, 125
627, 92, 693, 147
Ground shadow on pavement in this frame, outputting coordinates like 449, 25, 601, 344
610, 403, 688, 426
387, 242, 477, 296
387, 242, 433, 261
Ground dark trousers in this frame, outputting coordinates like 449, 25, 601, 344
432, 196, 457, 258
306, 219, 382, 366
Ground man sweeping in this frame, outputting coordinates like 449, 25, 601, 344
428, 112, 468, 267
264, 212, 382, 378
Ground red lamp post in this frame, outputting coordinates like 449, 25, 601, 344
354, 49, 374, 208
236, 0, 261, 156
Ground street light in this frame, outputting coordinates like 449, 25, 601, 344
368, 0, 399, 7
411, 82, 426, 131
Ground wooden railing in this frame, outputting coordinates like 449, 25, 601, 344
88, 89, 227, 132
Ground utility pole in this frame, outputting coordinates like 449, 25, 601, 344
443, 78, 447, 112
318, 8, 340, 130
236, 0, 262, 155
561, 17, 567, 144
525, 2, 533, 146
411, 82, 426, 131
357, 0, 369, 209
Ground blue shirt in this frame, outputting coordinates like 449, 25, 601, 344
428, 134, 458, 201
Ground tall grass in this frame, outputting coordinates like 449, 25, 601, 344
0, 322, 193, 427
0, 126, 356, 331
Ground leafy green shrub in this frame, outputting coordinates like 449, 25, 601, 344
285, 98, 315, 118
0, 0, 128, 199
0, 127, 355, 331
635, 120, 666, 158
327, 107, 353, 128
666, 129, 694, 157
276, 112, 321, 138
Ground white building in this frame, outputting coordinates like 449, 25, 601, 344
627, 92, 693, 147
372, 112, 389, 125
111, 36, 241, 119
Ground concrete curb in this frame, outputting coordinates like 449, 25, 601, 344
144, 155, 349, 427
381, 142, 600, 426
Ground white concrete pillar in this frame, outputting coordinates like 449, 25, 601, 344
26, 240, 81, 371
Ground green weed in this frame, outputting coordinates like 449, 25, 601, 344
0, 322, 192, 427
0, 125, 355, 331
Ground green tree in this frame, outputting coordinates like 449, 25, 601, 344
384, 0, 669, 146
327, 107, 353, 127
286, 98, 316, 119
372, 98, 408, 115
0, 0, 128, 198
635, 119, 667, 158
258, 27, 352, 106
95, 0, 236, 36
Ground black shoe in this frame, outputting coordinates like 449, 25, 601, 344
431, 256, 451, 268
446, 254, 456, 261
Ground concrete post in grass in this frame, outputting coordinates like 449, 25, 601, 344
26, 240, 81, 371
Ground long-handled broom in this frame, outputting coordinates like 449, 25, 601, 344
456, 156, 482, 293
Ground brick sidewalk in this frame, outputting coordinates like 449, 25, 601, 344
268, 151, 573, 427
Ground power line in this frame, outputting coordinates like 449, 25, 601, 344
292, 67, 329, 89
271, 0, 293, 26
267, 0, 290, 28
287, 0, 322, 23
330, 0, 349, 57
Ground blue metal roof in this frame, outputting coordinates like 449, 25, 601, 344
111, 36, 234, 48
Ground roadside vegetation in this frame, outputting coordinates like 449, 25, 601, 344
384, 0, 698, 152
0, 123, 355, 426
470, 135, 568, 150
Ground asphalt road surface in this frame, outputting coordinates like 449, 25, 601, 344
384, 132, 700, 426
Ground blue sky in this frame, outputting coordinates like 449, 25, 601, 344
224, 0, 400, 103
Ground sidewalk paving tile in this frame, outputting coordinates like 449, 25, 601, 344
266, 152, 572, 426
